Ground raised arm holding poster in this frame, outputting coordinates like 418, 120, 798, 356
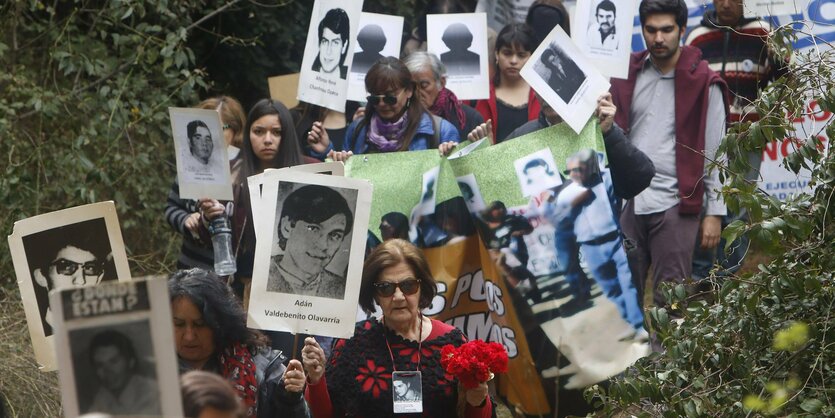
247, 171, 371, 338
521, 25, 610, 133
8, 201, 132, 371
571, 0, 636, 79
297, 0, 364, 113
347, 13, 404, 102
51, 278, 183, 417
426, 13, 491, 100
169, 107, 234, 201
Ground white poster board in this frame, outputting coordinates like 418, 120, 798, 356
572, 0, 636, 79
297, 0, 364, 113
247, 170, 372, 338
426, 13, 491, 100
7, 201, 132, 371
51, 278, 182, 417
347, 13, 405, 102
745, 0, 809, 18
169, 107, 233, 201
521, 26, 611, 133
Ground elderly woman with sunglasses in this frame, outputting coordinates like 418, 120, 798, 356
307, 57, 461, 162
299, 239, 492, 418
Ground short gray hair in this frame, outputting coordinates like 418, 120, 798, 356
403, 51, 446, 87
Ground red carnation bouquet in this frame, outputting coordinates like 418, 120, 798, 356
440, 340, 509, 389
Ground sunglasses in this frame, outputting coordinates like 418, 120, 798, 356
366, 93, 399, 106
373, 278, 421, 297
51, 258, 105, 277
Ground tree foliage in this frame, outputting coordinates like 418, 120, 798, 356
586, 24, 835, 417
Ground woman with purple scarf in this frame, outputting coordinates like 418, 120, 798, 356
309, 57, 460, 161
404, 51, 485, 141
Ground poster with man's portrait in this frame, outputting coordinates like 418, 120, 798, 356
169, 107, 233, 200
298, 0, 364, 113
571, 0, 635, 79
347, 13, 404, 102
426, 13, 490, 100
8, 201, 132, 371
51, 278, 183, 417
248, 170, 372, 338
521, 26, 610, 133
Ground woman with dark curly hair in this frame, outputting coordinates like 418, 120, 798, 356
300, 239, 492, 417
168, 268, 311, 418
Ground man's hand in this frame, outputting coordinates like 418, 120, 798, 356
467, 120, 493, 143
596, 93, 616, 134
301, 337, 326, 385
283, 359, 306, 393
307, 121, 331, 154
700, 215, 722, 249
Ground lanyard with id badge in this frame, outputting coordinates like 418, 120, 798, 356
385, 316, 424, 414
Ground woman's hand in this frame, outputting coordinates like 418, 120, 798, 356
197, 199, 225, 221
467, 120, 493, 143
438, 141, 458, 156
353, 106, 366, 121
464, 382, 489, 407
327, 150, 353, 163
595, 93, 616, 134
283, 359, 306, 393
301, 337, 326, 385
184, 212, 202, 233
307, 121, 331, 154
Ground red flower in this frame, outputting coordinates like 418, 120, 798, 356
355, 359, 391, 398
440, 340, 509, 389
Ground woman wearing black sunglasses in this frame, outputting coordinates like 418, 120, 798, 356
309, 57, 461, 162
299, 239, 492, 417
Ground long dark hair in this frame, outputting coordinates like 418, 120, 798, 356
493, 23, 537, 86
356, 57, 429, 151
240, 99, 303, 178
168, 269, 268, 353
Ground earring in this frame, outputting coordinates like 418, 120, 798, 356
406, 97, 411, 108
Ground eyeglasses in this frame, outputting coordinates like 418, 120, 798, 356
51, 258, 105, 277
366, 93, 399, 106
373, 278, 421, 297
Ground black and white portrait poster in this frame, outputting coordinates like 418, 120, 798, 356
169, 107, 233, 200
7, 201, 132, 371
248, 170, 371, 338
520, 26, 610, 134
51, 278, 182, 417
297, 0, 364, 113
571, 0, 635, 79
347, 12, 405, 102
426, 13, 490, 100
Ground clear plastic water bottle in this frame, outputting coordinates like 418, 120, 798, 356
209, 215, 237, 276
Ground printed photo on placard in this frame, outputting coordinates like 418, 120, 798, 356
248, 171, 371, 338
51, 279, 183, 417
456, 173, 487, 213
8, 201, 132, 371
347, 13, 404, 101
521, 25, 610, 133
513, 149, 565, 197
426, 13, 490, 100
298, 0, 364, 112
572, 0, 635, 79
169, 107, 234, 201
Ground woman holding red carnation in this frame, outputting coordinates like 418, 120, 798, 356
300, 239, 492, 417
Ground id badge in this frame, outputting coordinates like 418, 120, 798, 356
392, 370, 423, 414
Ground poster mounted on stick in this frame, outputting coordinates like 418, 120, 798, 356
297, 0, 364, 113
51, 278, 183, 417
169, 107, 234, 200
571, 0, 636, 79
347, 13, 404, 102
8, 201, 132, 371
247, 170, 372, 338
426, 13, 491, 100
522, 26, 610, 133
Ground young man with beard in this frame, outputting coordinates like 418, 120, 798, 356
609, 0, 729, 316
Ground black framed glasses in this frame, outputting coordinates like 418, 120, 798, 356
373, 278, 421, 297
366, 93, 399, 106
51, 258, 105, 277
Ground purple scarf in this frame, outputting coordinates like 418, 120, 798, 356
367, 112, 408, 152
429, 88, 466, 131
